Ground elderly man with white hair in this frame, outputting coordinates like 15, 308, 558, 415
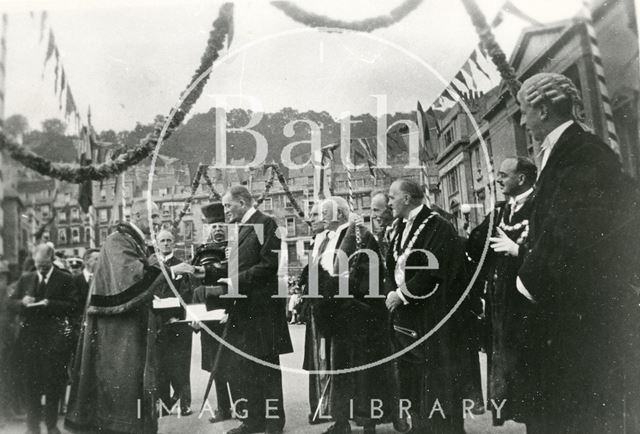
310, 196, 394, 434
516, 72, 640, 433
66, 199, 194, 434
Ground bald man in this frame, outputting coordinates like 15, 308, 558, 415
66, 200, 193, 434
516, 73, 640, 433
10, 243, 79, 434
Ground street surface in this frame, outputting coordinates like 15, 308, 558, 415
1, 324, 526, 434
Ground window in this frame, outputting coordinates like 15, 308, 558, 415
445, 166, 459, 196
286, 217, 296, 237
84, 227, 91, 243
71, 207, 80, 221
162, 204, 171, 218
99, 228, 109, 244
58, 228, 67, 244
443, 127, 455, 146
98, 209, 109, 223
100, 188, 107, 201
184, 221, 194, 241
355, 178, 365, 188
41, 205, 50, 218
307, 176, 314, 186
263, 198, 273, 211
159, 187, 169, 197
58, 209, 67, 222
71, 228, 80, 243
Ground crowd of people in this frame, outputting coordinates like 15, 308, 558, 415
0, 72, 638, 434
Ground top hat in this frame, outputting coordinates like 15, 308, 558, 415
201, 202, 225, 224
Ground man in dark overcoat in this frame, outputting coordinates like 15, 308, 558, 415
10, 243, 79, 434
217, 185, 293, 434
385, 179, 472, 434
516, 72, 640, 433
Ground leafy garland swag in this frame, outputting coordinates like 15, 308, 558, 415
0, 3, 234, 184
271, 0, 423, 32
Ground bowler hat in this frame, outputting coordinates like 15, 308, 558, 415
201, 202, 225, 224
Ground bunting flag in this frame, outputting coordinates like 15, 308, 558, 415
355, 137, 378, 178
65, 87, 77, 120
43, 29, 55, 75
460, 64, 478, 90
59, 68, 66, 109
492, 0, 541, 28
53, 50, 60, 94
39, 12, 47, 44
427, 106, 441, 135
469, 48, 491, 81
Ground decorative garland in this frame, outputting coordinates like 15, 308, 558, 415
172, 165, 205, 229
271, 164, 311, 226
271, 0, 422, 32
255, 165, 276, 207
498, 219, 529, 245
200, 168, 222, 200
460, 0, 521, 98
0, 3, 234, 183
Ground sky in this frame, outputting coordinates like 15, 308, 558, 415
1, 0, 585, 133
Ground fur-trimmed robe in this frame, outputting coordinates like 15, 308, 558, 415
66, 223, 165, 434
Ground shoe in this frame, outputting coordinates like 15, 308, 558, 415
322, 422, 351, 434
209, 408, 232, 423
393, 417, 411, 433
47, 427, 62, 434
224, 422, 264, 434
363, 424, 376, 434
180, 407, 193, 416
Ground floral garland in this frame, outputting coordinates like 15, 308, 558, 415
0, 3, 234, 184
172, 165, 205, 229
271, 164, 311, 226
460, 0, 521, 98
271, 0, 422, 32
200, 168, 222, 201
255, 165, 276, 207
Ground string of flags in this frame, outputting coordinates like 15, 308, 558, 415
38, 11, 82, 132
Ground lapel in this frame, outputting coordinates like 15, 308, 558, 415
401, 205, 430, 251
237, 209, 262, 248
536, 123, 583, 193
44, 268, 58, 298
332, 223, 355, 272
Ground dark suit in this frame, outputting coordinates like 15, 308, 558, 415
215, 209, 293, 430
314, 223, 394, 425
518, 123, 640, 433
385, 205, 471, 434
153, 254, 193, 412
10, 267, 79, 432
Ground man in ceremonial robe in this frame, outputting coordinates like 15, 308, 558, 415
385, 179, 472, 434
65, 199, 193, 434
299, 202, 332, 425
152, 229, 194, 416
70, 249, 99, 354
314, 196, 394, 434
217, 186, 293, 434
10, 244, 79, 434
467, 157, 537, 425
515, 73, 640, 433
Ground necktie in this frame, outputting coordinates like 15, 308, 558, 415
36, 277, 47, 300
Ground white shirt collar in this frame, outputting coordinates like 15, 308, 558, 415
83, 268, 93, 282
159, 252, 174, 262
541, 120, 573, 151
240, 207, 257, 224
508, 187, 534, 206
38, 266, 54, 283
403, 204, 424, 224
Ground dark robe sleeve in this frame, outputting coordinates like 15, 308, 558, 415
519, 143, 625, 302
236, 216, 280, 297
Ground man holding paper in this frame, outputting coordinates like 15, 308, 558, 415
152, 228, 194, 416
10, 243, 79, 434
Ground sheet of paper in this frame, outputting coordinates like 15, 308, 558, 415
179, 303, 226, 322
